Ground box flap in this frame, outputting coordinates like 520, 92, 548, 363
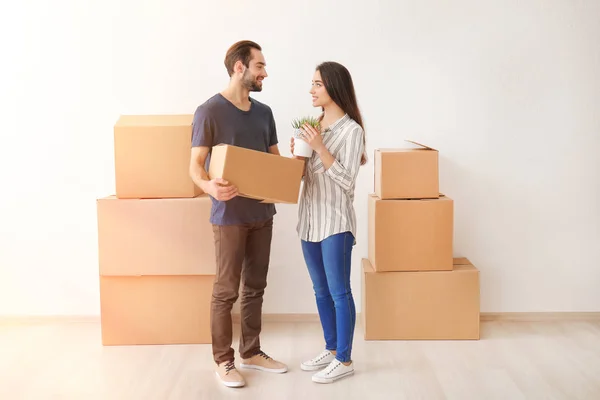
453, 257, 472, 265
260, 198, 288, 204
240, 193, 283, 203
361, 258, 375, 273
452, 264, 478, 272
375, 140, 437, 152
404, 140, 436, 150
234, 194, 295, 204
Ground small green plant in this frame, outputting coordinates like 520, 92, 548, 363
291, 116, 320, 130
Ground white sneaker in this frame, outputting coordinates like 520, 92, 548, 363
312, 359, 354, 384
301, 349, 336, 371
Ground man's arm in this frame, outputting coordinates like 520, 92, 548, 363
268, 144, 280, 155
189, 146, 238, 201
189, 146, 211, 192
190, 105, 238, 201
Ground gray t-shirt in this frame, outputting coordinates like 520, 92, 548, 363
191, 93, 278, 225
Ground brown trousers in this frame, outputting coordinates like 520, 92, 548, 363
210, 217, 273, 364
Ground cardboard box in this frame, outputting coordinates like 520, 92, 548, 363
374, 141, 439, 199
208, 144, 304, 204
97, 195, 216, 276
368, 194, 453, 271
361, 258, 480, 340
100, 275, 213, 345
114, 114, 203, 199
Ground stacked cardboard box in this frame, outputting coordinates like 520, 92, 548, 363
96, 114, 215, 346
97, 115, 305, 346
362, 141, 480, 340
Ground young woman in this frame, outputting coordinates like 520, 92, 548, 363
290, 61, 367, 384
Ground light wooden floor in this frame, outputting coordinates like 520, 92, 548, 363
1, 319, 599, 399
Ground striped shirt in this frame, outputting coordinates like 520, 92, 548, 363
297, 114, 365, 243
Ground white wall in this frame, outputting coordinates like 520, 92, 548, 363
1, 0, 599, 316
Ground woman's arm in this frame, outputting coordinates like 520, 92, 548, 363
315, 146, 336, 171
322, 126, 364, 192
300, 124, 364, 192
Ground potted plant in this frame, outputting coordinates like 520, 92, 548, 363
291, 116, 320, 157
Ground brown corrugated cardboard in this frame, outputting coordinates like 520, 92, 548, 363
100, 275, 213, 345
368, 194, 453, 271
453, 257, 472, 265
97, 195, 215, 276
374, 141, 439, 199
208, 144, 304, 204
114, 114, 203, 199
362, 258, 480, 340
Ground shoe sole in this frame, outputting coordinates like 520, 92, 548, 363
312, 370, 354, 384
239, 364, 288, 374
215, 371, 245, 388
300, 362, 331, 371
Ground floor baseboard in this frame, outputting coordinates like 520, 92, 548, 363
1, 312, 599, 325
231, 313, 320, 323
248, 312, 600, 323
479, 312, 600, 322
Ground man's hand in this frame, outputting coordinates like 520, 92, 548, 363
190, 146, 238, 201
203, 178, 238, 201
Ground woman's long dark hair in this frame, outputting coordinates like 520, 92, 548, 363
316, 61, 367, 165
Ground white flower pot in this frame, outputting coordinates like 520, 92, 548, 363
293, 129, 314, 157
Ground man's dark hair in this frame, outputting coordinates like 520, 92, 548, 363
224, 40, 262, 77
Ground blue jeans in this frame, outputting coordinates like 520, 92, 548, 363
301, 231, 356, 363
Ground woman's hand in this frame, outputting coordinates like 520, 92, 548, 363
300, 123, 325, 154
300, 123, 336, 170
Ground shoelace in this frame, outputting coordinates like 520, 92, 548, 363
224, 360, 236, 374
324, 360, 342, 375
257, 351, 272, 361
314, 350, 332, 362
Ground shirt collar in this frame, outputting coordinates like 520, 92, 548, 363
323, 114, 350, 133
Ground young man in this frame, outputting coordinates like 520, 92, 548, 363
189, 40, 288, 388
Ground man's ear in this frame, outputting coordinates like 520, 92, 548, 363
234, 60, 245, 75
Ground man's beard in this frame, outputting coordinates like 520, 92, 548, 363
242, 70, 262, 92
